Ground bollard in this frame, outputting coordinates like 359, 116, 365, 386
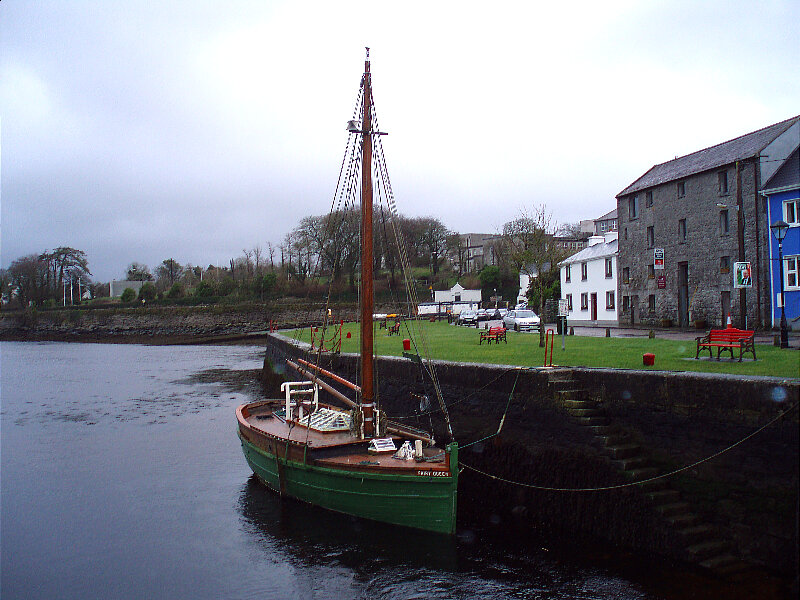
402, 338, 411, 351
643, 353, 655, 366
605, 328, 610, 337
648, 330, 655, 339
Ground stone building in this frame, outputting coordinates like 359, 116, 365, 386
616, 115, 800, 328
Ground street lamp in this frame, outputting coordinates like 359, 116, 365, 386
770, 219, 789, 349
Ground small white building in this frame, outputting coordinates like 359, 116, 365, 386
559, 231, 618, 325
433, 283, 481, 308
110, 280, 145, 298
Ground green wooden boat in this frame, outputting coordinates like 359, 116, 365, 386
236, 49, 458, 535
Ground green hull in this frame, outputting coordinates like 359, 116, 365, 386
239, 432, 458, 534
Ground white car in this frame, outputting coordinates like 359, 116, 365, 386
503, 309, 540, 332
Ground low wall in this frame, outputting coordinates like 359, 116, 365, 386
263, 333, 799, 574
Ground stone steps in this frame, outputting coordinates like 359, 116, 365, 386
614, 455, 650, 471
655, 502, 691, 518
548, 371, 747, 577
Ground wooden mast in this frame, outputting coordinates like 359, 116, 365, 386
359, 48, 375, 438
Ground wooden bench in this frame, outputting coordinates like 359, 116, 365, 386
695, 327, 756, 361
388, 321, 401, 336
479, 326, 507, 345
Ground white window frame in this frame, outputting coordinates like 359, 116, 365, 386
580, 293, 588, 310
566, 294, 573, 311
565, 264, 571, 282
786, 256, 799, 290
784, 199, 799, 225
581, 262, 588, 281
605, 258, 613, 278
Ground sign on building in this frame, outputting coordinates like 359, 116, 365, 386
733, 262, 753, 288
657, 275, 666, 289
654, 248, 665, 270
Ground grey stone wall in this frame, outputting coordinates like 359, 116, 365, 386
618, 158, 771, 328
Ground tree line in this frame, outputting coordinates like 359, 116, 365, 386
2, 205, 573, 311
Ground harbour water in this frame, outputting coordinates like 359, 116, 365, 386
0, 342, 785, 599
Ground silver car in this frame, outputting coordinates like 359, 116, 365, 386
503, 309, 541, 332
458, 310, 478, 325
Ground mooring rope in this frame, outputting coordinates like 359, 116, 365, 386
460, 370, 521, 449
460, 402, 797, 492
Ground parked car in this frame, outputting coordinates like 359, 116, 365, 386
503, 309, 540, 331
476, 309, 490, 322
457, 310, 478, 326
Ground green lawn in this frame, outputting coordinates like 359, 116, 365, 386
289, 321, 800, 378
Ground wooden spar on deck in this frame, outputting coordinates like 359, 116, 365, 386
360, 50, 375, 438
286, 359, 434, 444
286, 360, 357, 408
296, 358, 360, 392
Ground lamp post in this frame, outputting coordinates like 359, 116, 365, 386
770, 220, 789, 349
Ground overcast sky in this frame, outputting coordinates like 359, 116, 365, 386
2, 0, 798, 282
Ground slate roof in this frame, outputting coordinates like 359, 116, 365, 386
617, 115, 800, 198
560, 238, 618, 266
596, 208, 617, 221
762, 147, 800, 191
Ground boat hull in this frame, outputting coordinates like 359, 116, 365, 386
238, 431, 458, 534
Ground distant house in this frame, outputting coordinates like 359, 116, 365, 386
110, 280, 145, 297
433, 283, 481, 305
580, 208, 618, 236
762, 146, 800, 330
454, 233, 502, 272
559, 231, 619, 325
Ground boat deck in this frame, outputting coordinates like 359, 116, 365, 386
239, 401, 449, 473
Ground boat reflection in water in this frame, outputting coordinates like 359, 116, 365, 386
237, 475, 459, 572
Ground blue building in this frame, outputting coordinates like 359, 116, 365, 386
763, 146, 800, 330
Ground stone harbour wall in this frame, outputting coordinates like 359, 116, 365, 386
263, 333, 799, 575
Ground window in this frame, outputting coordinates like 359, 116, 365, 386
606, 291, 615, 309
678, 219, 687, 242
645, 190, 653, 207
718, 170, 729, 194
605, 258, 613, 278
622, 296, 630, 313
566, 294, 573, 311
720, 256, 730, 274
786, 257, 799, 289
581, 262, 587, 281
648, 264, 655, 279
622, 267, 630, 284
580, 293, 588, 310
677, 181, 685, 197
629, 195, 639, 219
624, 227, 628, 240
720, 210, 729, 235
784, 199, 799, 224
648, 295, 656, 312
565, 264, 571, 282
647, 226, 655, 248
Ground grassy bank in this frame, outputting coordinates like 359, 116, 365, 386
288, 321, 799, 378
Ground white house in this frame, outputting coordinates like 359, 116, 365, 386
433, 283, 482, 313
559, 231, 618, 325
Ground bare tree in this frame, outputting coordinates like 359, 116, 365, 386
501, 205, 567, 345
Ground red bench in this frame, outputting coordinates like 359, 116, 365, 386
479, 326, 507, 344
695, 327, 756, 362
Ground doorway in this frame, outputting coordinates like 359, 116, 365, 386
678, 262, 689, 327
590, 293, 597, 321
721, 291, 731, 328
